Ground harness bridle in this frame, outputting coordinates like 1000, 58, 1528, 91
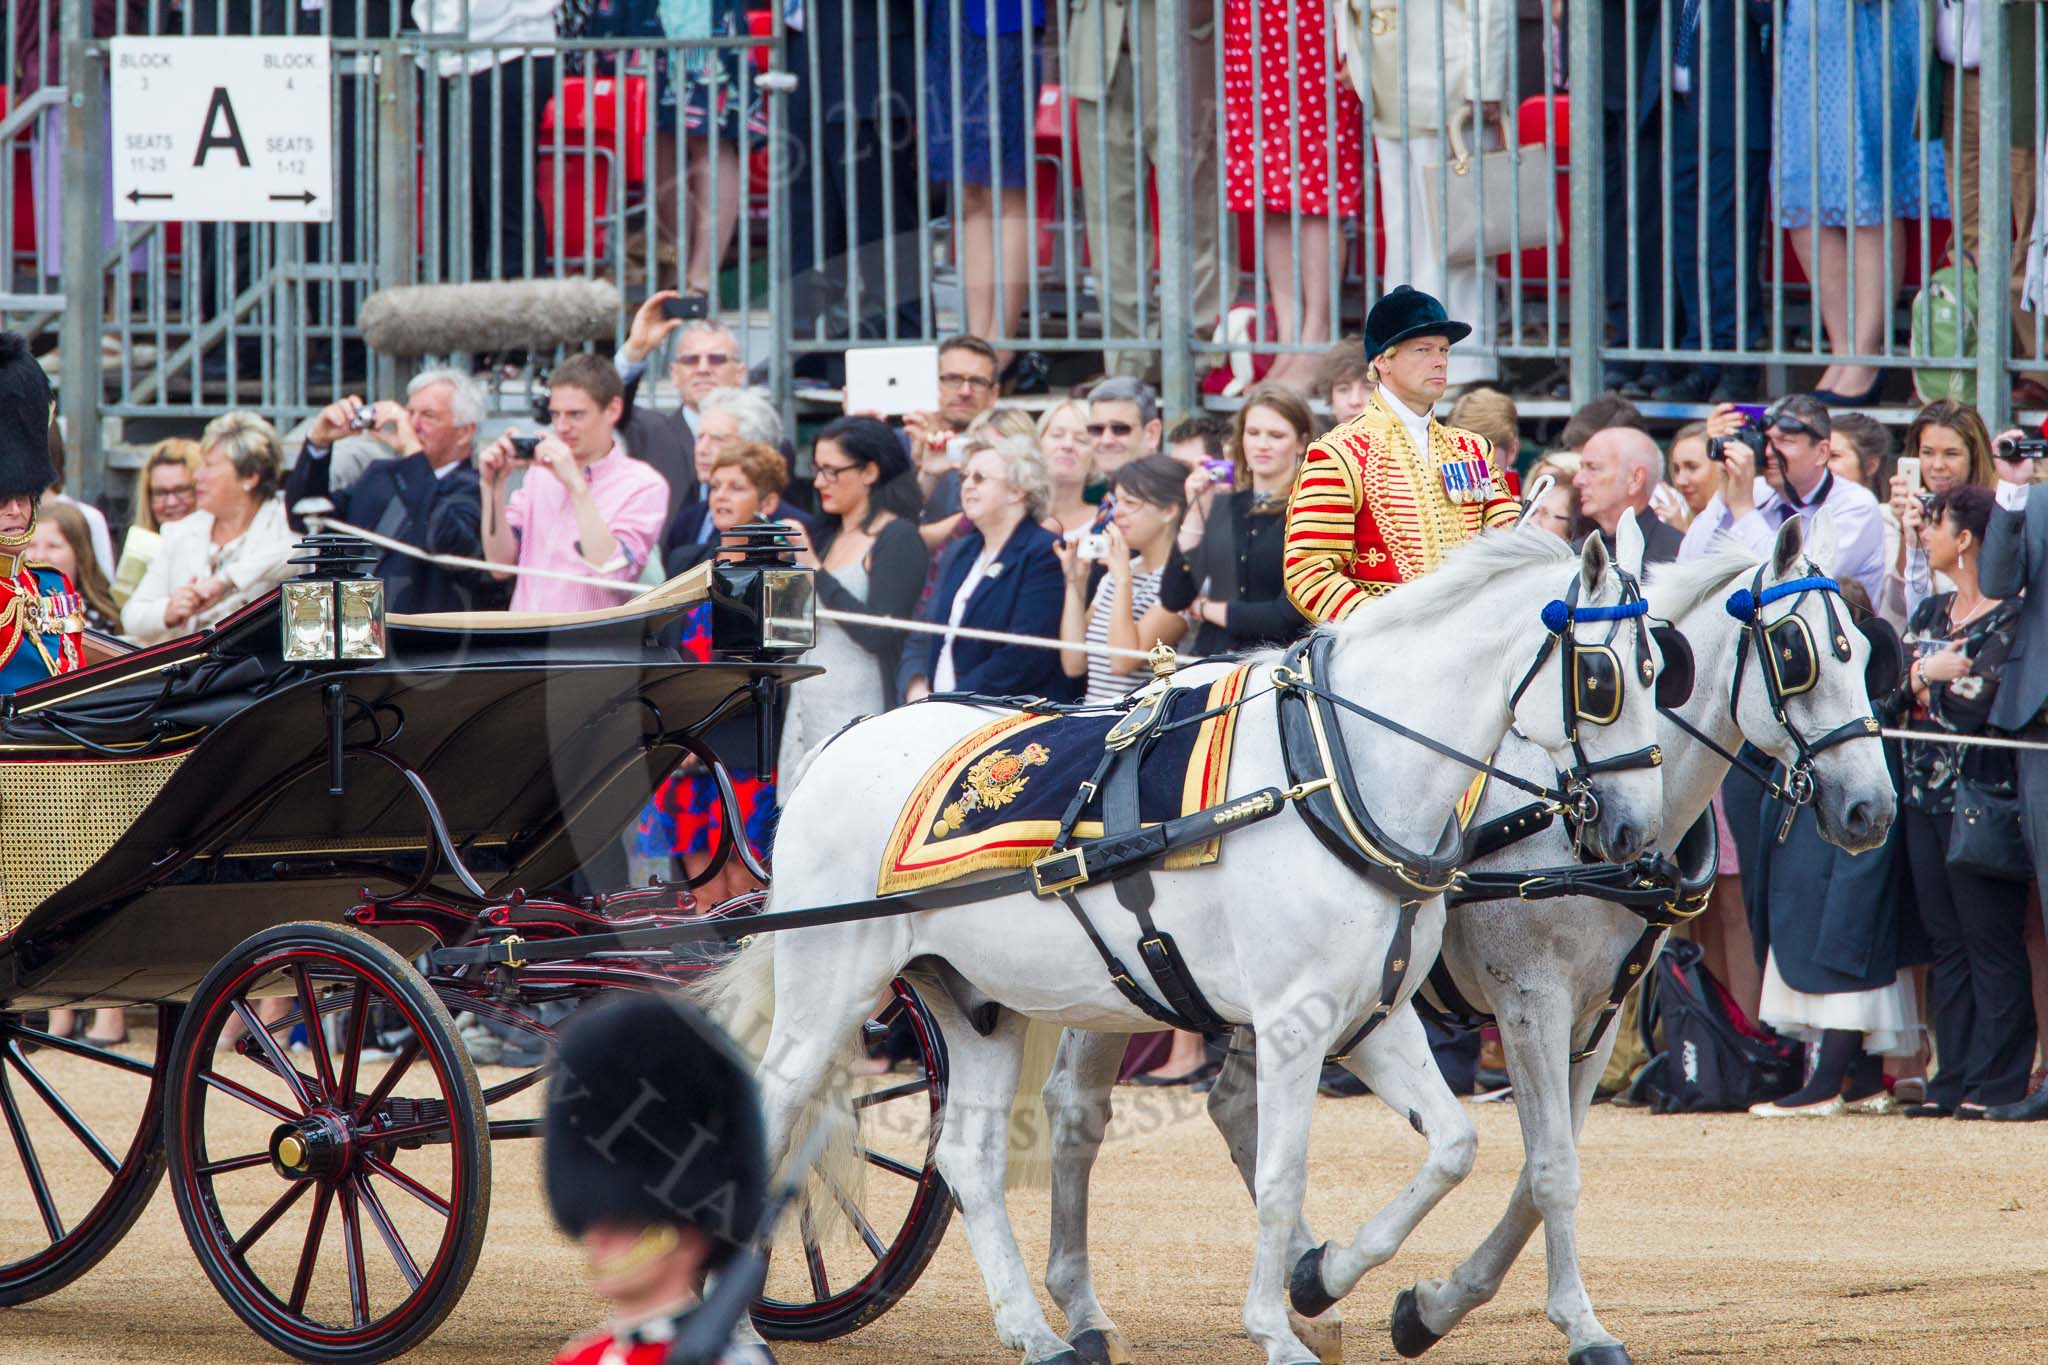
1656, 559, 1886, 840
1504, 567, 1668, 838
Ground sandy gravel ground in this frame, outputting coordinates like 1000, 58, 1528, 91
6, 1026, 2048, 1365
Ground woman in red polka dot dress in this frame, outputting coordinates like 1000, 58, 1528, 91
1222, 0, 1365, 388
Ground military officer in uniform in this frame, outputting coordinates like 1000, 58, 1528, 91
545, 991, 775, 1365
1283, 286, 1521, 623
0, 332, 85, 692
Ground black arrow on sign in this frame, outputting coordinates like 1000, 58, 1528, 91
127, 188, 172, 203
268, 190, 317, 205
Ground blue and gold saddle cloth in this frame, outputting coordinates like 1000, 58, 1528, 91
878, 667, 1254, 895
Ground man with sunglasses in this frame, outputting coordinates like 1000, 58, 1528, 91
613, 292, 750, 524
1679, 394, 1885, 601
1283, 286, 1519, 623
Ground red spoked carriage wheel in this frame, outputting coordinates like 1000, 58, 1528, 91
0, 1005, 173, 1304
752, 979, 954, 1341
163, 924, 490, 1365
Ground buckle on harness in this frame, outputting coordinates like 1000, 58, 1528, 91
1031, 847, 1090, 895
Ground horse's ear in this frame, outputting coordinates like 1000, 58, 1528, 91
1770, 509, 1807, 579
1614, 508, 1647, 579
1580, 525, 1612, 598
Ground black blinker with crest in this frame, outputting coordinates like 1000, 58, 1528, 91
1763, 613, 1820, 698
1572, 645, 1623, 726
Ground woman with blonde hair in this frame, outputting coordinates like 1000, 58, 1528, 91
1035, 398, 1097, 537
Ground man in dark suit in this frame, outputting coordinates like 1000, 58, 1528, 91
1573, 427, 1685, 562
1650, 0, 1771, 401
612, 293, 750, 525
658, 388, 790, 569
1973, 430, 2048, 1120
286, 371, 497, 614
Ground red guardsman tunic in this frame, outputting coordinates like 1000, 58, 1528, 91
0, 552, 86, 691
1282, 389, 1520, 622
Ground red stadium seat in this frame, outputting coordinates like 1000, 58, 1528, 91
537, 75, 651, 262
0, 87, 36, 261
1496, 93, 1570, 287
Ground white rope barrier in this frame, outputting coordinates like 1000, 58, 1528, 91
301, 514, 2048, 749
305, 513, 1191, 666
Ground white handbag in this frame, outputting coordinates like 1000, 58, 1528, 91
1417, 108, 1560, 267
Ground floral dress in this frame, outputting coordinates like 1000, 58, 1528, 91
634, 602, 778, 863
1897, 592, 2022, 814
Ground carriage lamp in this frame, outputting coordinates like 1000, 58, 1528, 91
282, 534, 387, 664
711, 520, 816, 659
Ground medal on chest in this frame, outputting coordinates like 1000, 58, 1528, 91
1439, 454, 1493, 505
26, 589, 85, 635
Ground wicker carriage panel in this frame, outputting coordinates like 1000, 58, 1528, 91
0, 753, 188, 936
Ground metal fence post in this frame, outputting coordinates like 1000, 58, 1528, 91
373, 40, 418, 405
1566, 0, 1602, 408
1154, 0, 1193, 416
1975, 0, 2012, 432
59, 0, 105, 504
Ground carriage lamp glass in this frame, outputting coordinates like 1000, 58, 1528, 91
759, 568, 816, 650
711, 520, 816, 657
281, 534, 388, 663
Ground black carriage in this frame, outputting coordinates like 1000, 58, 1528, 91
0, 534, 953, 1363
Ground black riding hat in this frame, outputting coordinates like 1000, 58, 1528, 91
1362, 285, 1472, 360
0, 332, 55, 502
543, 991, 767, 1268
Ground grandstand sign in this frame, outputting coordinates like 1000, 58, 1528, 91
109, 37, 333, 223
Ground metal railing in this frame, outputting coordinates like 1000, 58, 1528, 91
4, 0, 2045, 511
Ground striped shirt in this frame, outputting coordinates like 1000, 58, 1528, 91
1084, 565, 1164, 703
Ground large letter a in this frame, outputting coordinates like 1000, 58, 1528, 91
194, 87, 250, 167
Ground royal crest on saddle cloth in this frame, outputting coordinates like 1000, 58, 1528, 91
930, 743, 1051, 838
878, 666, 1253, 896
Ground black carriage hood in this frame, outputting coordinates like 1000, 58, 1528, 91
0, 582, 814, 956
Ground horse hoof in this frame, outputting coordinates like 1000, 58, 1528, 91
1288, 1305, 1344, 1365
1389, 1287, 1445, 1359
1288, 1242, 1340, 1319
1026, 1351, 1085, 1365
1566, 1347, 1633, 1365
1069, 1328, 1136, 1365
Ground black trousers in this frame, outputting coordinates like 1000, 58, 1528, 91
1901, 804, 2034, 1106
1666, 126, 1769, 356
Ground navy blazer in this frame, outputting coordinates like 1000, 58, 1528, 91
1981, 495, 2048, 732
912, 519, 1065, 697
286, 446, 496, 614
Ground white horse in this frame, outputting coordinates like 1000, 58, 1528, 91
710, 527, 1668, 1365
1036, 511, 1898, 1365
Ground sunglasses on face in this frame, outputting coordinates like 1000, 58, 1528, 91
1086, 421, 1137, 438
675, 353, 731, 368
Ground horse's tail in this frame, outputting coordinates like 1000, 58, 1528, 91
693, 937, 870, 1238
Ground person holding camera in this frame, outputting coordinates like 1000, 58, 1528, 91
1160, 381, 1310, 656
1055, 454, 1188, 703
287, 371, 492, 614
615, 298, 750, 524
1891, 484, 2032, 1120
479, 354, 671, 615
1879, 401, 1998, 624
1676, 396, 1886, 601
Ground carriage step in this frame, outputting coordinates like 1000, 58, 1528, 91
379, 1095, 450, 1147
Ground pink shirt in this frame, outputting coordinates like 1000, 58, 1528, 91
504, 442, 671, 613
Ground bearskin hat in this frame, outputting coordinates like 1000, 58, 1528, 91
543, 991, 767, 1268
0, 333, 54, 502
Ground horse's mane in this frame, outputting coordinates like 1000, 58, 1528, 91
1331, 527, 1573, 641
1643, 539, 1764, 621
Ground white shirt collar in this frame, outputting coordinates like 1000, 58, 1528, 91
1378, 386, 1434, 448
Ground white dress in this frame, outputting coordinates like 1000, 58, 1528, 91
776, 559, 889, 805
1758, 951, 1923, 1059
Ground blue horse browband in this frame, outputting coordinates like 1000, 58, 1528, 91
1540, 597, 1648, 633
1723, 574, 1840, 621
